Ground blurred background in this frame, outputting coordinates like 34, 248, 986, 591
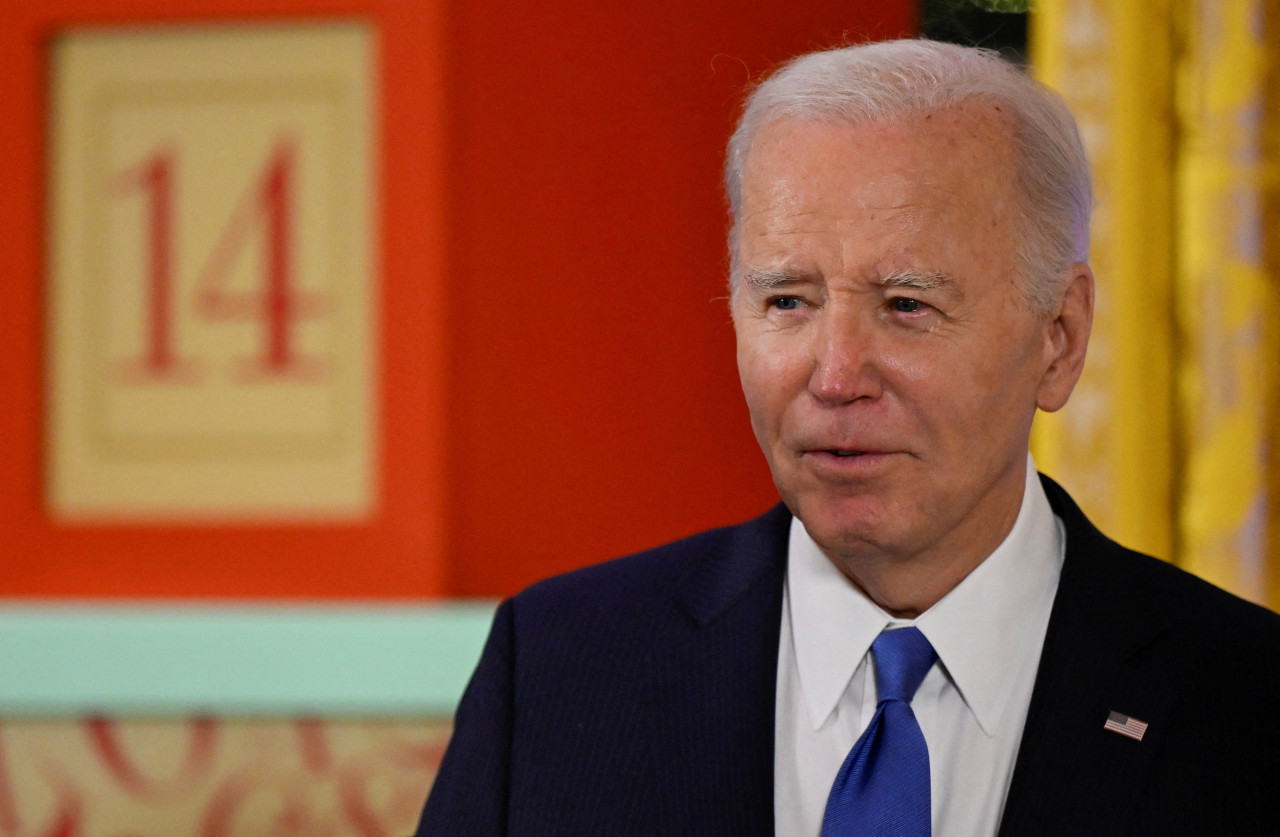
1, 0, 1277, 833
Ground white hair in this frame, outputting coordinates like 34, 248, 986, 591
724, 38, 1092, 313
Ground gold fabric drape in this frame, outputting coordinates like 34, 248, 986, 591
1030, 0, 1280, 610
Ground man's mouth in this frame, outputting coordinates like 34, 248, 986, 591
830, 450, 865, 457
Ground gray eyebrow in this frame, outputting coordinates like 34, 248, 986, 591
880, 269, 956, 291
739, 266, 957, 293
741, 267, 813, 289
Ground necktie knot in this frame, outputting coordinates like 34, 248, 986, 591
871, 627, 936, 704
822, 626, 936, 836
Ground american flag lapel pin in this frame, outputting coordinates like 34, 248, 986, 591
1103, 710, 1149, 741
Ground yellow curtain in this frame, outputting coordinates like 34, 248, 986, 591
1030, 0, 1280, 610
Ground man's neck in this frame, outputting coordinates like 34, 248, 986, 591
819, 478, 1028, 617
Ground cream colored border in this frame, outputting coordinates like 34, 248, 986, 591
48, 23, 377, 521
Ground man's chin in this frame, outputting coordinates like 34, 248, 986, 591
787, 495, 898, 559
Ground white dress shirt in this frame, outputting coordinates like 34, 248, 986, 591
774, 456, 1065, 837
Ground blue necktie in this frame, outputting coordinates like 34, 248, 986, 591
822, 626, 937, 836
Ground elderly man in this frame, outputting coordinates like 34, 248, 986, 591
418, 39, 1280, 836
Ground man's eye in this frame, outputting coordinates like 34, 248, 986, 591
771, 296, 804, 311
891, 297, 923, 313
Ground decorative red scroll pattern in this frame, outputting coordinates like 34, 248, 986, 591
0, 717, 449, 837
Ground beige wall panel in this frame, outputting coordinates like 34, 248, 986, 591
48, 24, 377, 521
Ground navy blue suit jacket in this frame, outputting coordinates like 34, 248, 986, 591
418, 476, 1280, 835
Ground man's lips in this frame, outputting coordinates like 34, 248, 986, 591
800, 448, 900, 471
802, 446, 892, 457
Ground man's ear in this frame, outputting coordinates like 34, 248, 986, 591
1036, 264, 1094, 413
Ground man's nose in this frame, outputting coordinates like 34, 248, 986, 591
807, 313, 884, 405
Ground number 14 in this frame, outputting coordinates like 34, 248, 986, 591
113, 140, 328, 383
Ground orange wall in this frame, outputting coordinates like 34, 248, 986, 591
1, 0, 913, 600
441, 1, 914, 596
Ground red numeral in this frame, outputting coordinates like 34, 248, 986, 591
114, 149, 197, 380
112, 140, 327, 383
195, 140, 327, 379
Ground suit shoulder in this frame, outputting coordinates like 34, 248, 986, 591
512, 504, 790, 618
1043, 472, 1280, 639
1115, 545, 1280, 649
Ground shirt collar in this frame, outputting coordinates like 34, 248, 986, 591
786, 455, 1064, 734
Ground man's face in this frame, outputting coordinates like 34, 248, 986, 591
733, 105, 1078, 579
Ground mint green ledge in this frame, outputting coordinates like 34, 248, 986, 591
0, 601, 498, 717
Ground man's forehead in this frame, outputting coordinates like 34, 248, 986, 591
738, 106, 1020, 223
732, 104, 1026, 298
745, 103, 1018, 174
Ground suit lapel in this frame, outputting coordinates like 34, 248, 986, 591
641, 504, 790, 836
628, 487, 1185, 835
998, 477, 1180, 835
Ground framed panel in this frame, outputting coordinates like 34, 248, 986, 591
49, 24, 376, 521
2, 0, 447, 599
